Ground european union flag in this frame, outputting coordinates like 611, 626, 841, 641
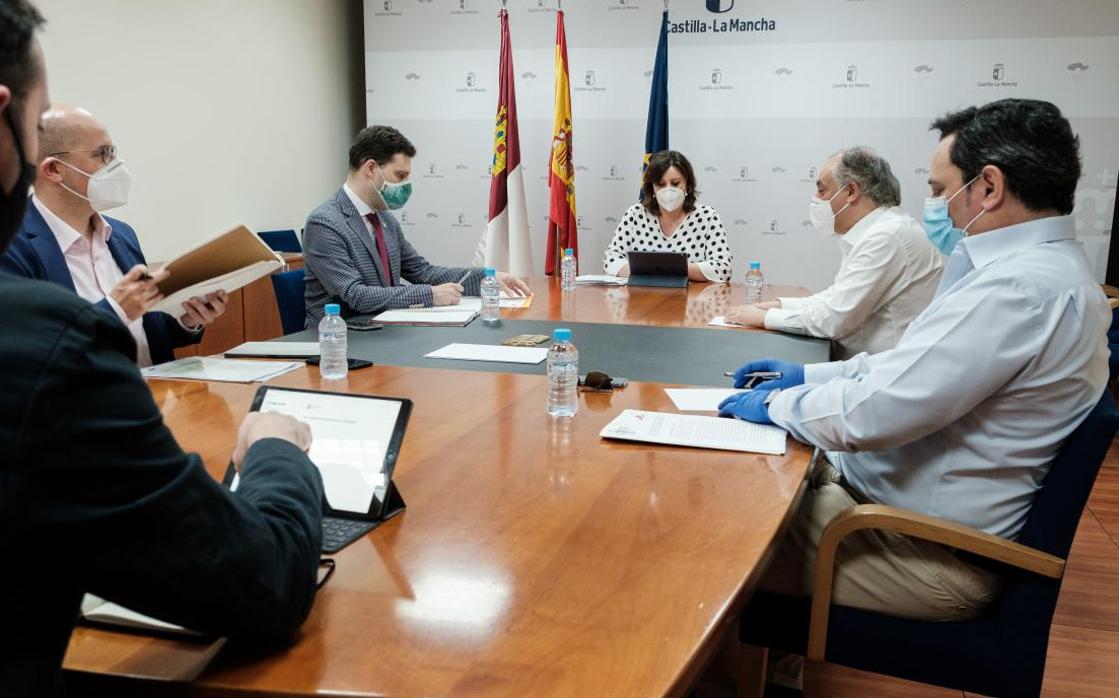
643, 9, 669, 173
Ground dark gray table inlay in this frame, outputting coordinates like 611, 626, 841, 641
283, 318, 828, 387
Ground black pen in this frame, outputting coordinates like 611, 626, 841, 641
723, 371, 782, 379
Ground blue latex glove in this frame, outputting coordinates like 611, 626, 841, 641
717, 390, 774, 425
732, 358, 805, 391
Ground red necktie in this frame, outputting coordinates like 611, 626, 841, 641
365, 213, 393, 287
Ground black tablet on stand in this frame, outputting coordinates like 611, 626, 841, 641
224, 386, 411, 553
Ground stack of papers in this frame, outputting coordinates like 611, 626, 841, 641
225, 341, 320, 358
576, 275, 627, 286
664, 388, 745, 411
141, 357, 303, 383
424, 343, 549, 364
373, 308, 478, 326
600, 409, 787, 455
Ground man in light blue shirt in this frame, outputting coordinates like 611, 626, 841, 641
722, 99, 1109, 643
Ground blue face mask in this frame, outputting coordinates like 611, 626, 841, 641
922, 198, 964, 255
922, 174, 981, 255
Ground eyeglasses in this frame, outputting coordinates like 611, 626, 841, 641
49, 144, 118, 165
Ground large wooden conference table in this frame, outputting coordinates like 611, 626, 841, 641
63, 277, 825, 698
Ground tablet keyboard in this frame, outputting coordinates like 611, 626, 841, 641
322, 517, 378, 553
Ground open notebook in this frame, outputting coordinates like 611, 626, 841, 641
80, 594, 201, 637
151, 223, 283, 315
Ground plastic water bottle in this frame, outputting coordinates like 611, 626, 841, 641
744, 261, 764, 304
481, 267, 501, 325
547, 328, 579, 418
318, 303, 348, 380
560, 247, 576, 292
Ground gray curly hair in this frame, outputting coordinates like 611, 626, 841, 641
831, 146, 901, 207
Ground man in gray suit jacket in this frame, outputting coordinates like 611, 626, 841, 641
303, 125, 530, 327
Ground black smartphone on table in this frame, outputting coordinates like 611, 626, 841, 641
306, 356, 374, 370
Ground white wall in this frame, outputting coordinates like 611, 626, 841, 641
364, 0, 1119, 289
36, 0, 363, 262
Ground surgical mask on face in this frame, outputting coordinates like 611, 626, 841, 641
807, 184, 851, 236
371, 162, 412, 211
0, 107, 36, 249
55, 157, 133, 212
654, 186, 685, 212
922, 174, 983, 254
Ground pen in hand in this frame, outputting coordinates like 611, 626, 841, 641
456, 271, 471, 286
724, 370, 782, 389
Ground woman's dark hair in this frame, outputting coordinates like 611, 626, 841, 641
349, 124, 417, 170
930, 99, 1081, 215
641, 150, 697, 216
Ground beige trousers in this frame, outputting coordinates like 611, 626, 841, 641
758, 453, 1001, 620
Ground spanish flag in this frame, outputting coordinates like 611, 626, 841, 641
477, 8, 532, 276
545, 9, 577, 276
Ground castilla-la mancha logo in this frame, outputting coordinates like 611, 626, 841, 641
706, 0, 734, 12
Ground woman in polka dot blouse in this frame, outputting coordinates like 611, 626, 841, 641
602, 150, 733, 283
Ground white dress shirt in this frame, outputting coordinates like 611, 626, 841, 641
769, 215, 1109, 540
765, 206, 944, 359
32, 195, 153, 367
343, 182, 378, 235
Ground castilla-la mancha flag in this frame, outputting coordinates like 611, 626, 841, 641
545, 9, 577, 275
477, 8, 532, 276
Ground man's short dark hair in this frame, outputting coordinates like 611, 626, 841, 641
348, 125, 416, 170
930, 99, 1081, 215
0, 0, 45, 99
641, 149, 698, 216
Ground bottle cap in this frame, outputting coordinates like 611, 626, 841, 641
553, 328, 572, 342
565, 248, 574, 256
484, 267, 496, 277
750, 261, 761, 270
324, 303, 341, 316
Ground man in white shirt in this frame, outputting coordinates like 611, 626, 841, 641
721, 99, 1109, 691
0, 105, 227, 366
725, 147, 943, 359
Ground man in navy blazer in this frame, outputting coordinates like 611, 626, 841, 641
0, 105, 227, 365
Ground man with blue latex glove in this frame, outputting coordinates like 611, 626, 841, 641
728, 100, 1111, 697
717, 389, 775, 424
731, 358, 804, 390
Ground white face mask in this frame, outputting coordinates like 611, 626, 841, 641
654, 186, 685, 212
807, 184, 851, 236
56, 158, 133, 212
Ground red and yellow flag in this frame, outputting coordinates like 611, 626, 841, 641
545, 9, 577, 275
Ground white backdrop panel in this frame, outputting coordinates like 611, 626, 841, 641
365, 0, 1119, 288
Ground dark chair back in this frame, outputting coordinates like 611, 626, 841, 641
740, 390, 1119, 698
259, 229, 302, 253
270, 269, 306, 335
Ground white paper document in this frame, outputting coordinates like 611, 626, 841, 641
425, 343, 549, 364
141, 357, 302, 383
576, 274, 627, 286
708, 316, 745, 328
665, 388, 746, 412
225, 341, 320, 358
600, 409, 787, 455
